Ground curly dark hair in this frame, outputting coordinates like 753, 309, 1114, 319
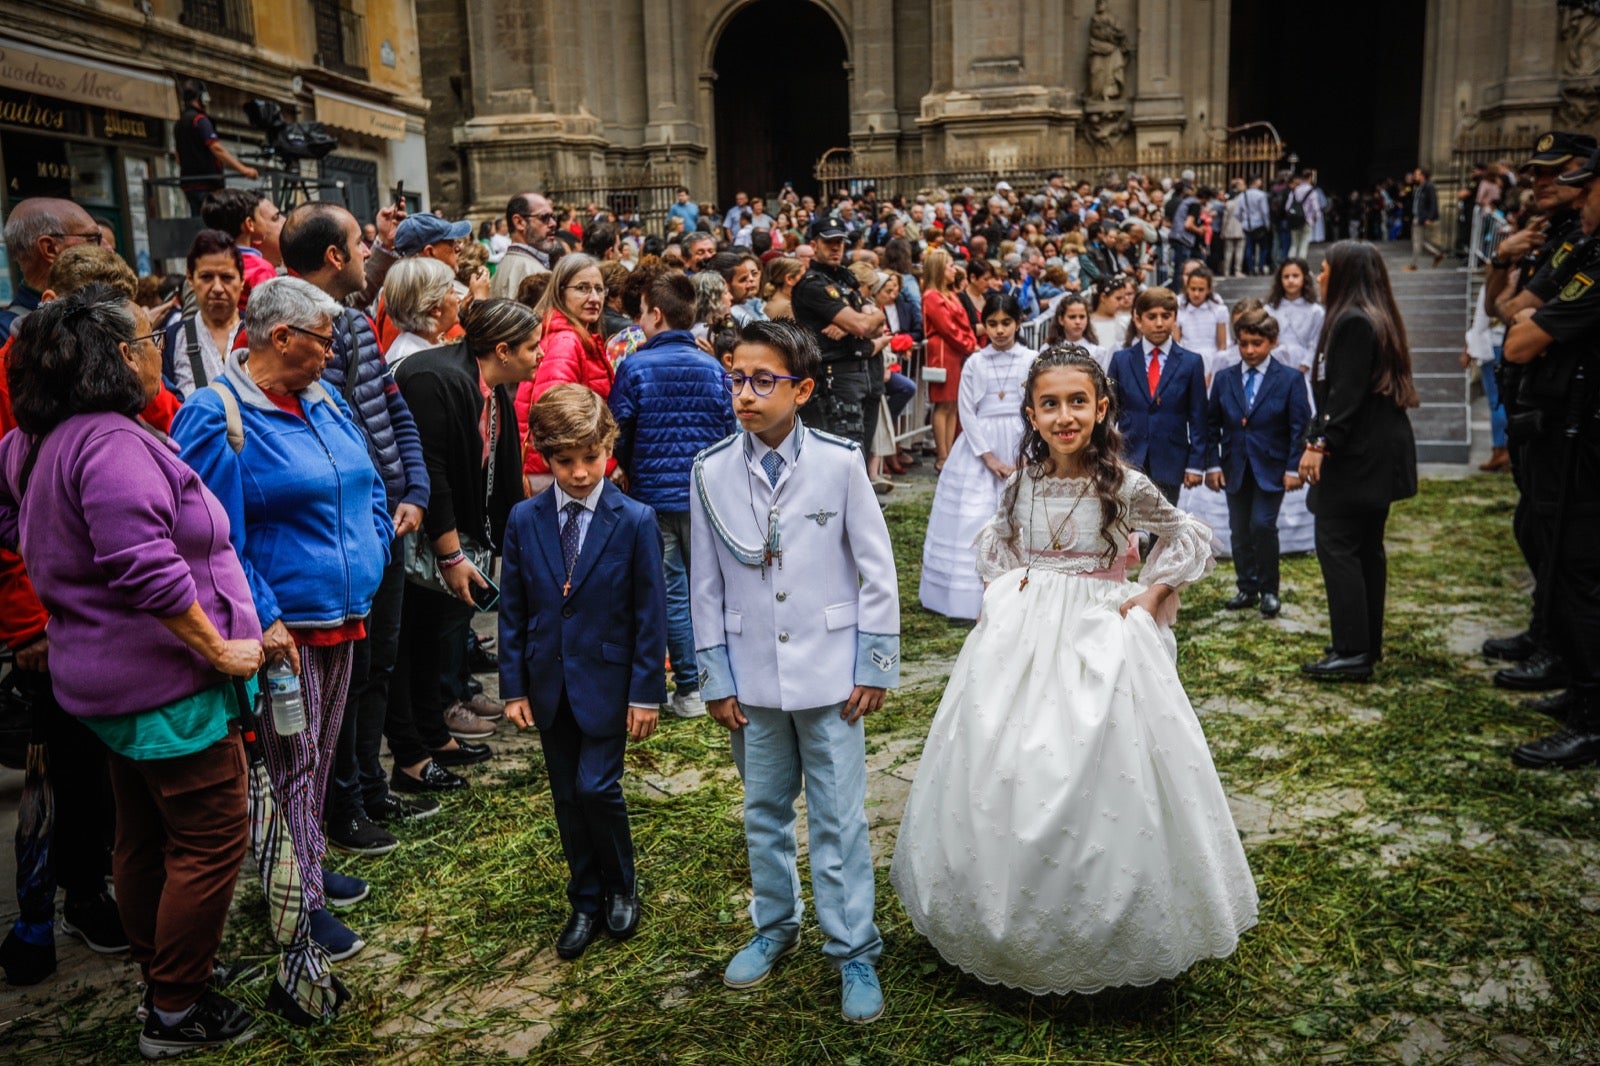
8, 283, 147, 435
999, 344, 1127, 566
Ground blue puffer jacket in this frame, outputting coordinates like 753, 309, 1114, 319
323, 308, 430, 513
171, 355, 393, 630
609, 330, 737, 513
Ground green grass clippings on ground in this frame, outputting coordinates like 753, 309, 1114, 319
6, 475, 1600, 1065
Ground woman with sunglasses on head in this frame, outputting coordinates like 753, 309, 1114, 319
515, 253, 617, 495
172, 277, 393, 969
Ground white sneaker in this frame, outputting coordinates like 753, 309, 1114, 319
669, 690, 707, 719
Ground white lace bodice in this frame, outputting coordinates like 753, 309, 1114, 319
974, 467, 1215, 590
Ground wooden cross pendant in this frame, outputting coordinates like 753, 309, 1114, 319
563, 580, 571, 597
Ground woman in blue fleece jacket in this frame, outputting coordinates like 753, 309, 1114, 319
172, 277, 392, 961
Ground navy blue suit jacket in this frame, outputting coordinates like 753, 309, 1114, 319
498, 486, 667, 737
1204, 358, 1312, 494
1108, 341, 1208, 486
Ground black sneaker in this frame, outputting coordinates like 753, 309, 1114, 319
62, 891, 130, 954
326, 814, 398, 857
0, 928, 56, 986
367, 791, 441, 823
391, 761, 469, 793
138, 989, 256, 1060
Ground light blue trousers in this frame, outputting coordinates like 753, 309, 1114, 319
730, 703, 883, 966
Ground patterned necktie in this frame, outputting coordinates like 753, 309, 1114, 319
560, 500, 585, 576
1147, 348, 1162, 398
761, 449, 785, 487
1244, 367, 1258, 408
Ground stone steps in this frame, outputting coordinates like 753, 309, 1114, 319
1212, 242, 1472, 464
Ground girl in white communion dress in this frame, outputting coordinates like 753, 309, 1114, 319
891, 346, 1258, 996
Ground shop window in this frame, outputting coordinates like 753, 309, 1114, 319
180, 0, 255, 42
313, 1, 368, 79
320, 155, 378, 225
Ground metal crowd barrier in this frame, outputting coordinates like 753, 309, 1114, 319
890, 341, 933, 446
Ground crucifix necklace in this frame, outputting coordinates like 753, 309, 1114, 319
994, 346, 1028, 400
1018, 470, 1090, 591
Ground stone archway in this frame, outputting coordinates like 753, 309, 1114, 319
709, 0, 850, 204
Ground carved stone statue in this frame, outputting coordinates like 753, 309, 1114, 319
1561, 3, 1600, 79
1087, 0, 1130, 102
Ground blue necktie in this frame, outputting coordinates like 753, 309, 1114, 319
761, 450, 785, 487
1244, 367, 1258, 408
560, 500, 584, 576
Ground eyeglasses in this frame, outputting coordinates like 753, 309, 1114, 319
565, 284, 606, 298
724, 371, 802, 396
130, 328, 166, 350
50, 230, 104, 245
287, 323, 336, 352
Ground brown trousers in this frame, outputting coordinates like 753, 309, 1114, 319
108, 728, 249, 1014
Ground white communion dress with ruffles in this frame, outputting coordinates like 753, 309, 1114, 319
892, 466, 1259, 995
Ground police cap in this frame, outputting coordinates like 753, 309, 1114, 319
813, 221, 848, 241
1523, 131, 1599, 171
1556, 147, 1600, 187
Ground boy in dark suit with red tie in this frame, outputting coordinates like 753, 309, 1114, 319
1106, 286, 1209, 504
1203, 309, 1311, 617
500, 384, 667, 960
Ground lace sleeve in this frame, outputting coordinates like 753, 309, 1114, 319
973, 509, 1025, 583
1126, 472, 1216, 592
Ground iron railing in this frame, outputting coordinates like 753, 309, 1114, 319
545, 165, 687, 237
814, 133, 1286, 203
180, 0, 255, 41
313, 1, 367, 79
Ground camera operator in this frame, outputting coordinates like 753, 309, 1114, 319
175, 80, 259, 216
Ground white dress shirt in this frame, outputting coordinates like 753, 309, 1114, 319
554, 478, 605, 555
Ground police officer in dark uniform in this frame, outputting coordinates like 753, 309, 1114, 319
1479, 130, 1597, 695
1501, 146, 1600, 768
790, 221, 886, 451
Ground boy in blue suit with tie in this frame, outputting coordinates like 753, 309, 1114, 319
1107, 286, 1209, 504
500, 384, 667, 960
1203, 310, 1311, 618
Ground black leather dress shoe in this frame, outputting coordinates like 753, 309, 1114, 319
1259, 593, 1281, 618
390, 761, 468, 793
431, 741, 492, 767
1523, 690, 1575, 722
556, 911, 602, 960
1493, 648, 1569, 692
1511, 726, 1600, 769
605, 891, 640, 941
1301, 652, 1373, 682
1224, 591, 1259, 611
1482, 630, 1536, 663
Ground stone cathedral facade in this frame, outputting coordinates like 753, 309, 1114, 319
415, 0, 1597, 215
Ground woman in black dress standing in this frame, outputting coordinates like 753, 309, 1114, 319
1298, 241, 1419, 681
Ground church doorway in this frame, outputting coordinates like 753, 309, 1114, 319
712, 0, 849, 205
1228, 1, 1426, 200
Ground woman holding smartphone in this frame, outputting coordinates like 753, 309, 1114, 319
389, 299, 543, 785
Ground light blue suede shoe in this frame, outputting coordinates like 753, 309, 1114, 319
840, 960, 884, 1023
722, 934, 797, 989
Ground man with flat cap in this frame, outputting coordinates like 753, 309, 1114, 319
790, 220, 886, 453
1479, 130, 1598, 695
1500, 145, 1600, 768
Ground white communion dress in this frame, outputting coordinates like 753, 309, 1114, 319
919, 343, 1036, 619
892, 467, 1259, 995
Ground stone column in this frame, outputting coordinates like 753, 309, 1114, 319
1131, 0, 1186, 148
1489, 0, 1562, 132
851, 0, 901, 166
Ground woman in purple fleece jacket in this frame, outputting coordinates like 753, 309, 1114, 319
0, 285, 265, 1059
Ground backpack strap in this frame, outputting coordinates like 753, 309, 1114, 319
337, 309, 362, 407
207, 381, 244, 454
184, 315, 207, 391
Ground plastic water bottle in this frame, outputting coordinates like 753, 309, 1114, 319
266, 660, 306, 736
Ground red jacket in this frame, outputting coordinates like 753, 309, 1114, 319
516, 309, 617, 476
923, 290, 977, 367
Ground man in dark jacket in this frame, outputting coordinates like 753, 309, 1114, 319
609, 271, 737, 719
1406, 167, 1445, 270
280, 202, 443, 850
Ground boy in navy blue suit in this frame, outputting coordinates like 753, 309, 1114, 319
1107, 286, 1209, 504
501, 384, 667, 960
1203, 309, 1311, 618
